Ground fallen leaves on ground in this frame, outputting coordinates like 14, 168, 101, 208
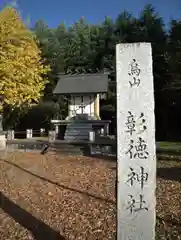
156, 160, 181, 239
0, 152, 116, 240
0, 152, 180, 239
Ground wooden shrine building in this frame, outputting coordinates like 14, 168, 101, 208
53, 73, 109, 119
51, 73, 111, 141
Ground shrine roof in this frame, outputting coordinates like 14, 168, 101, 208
53, 73, 109, 94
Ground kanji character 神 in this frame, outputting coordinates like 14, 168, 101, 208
127, 166, 148, 189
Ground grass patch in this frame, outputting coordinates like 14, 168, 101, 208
158, 141, 181, 151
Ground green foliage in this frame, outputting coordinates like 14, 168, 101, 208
2, 4, 181, 139
32, 3, 172, 95
3, 100, 67, 130
29, 4, 181, 140
31, 4, 181, 95
167, 20, 181, 89
16, 101, 65, 130
0, 7, 50, 108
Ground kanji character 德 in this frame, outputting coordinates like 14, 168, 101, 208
134, 137, 149, 159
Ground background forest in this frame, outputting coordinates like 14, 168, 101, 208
1, 4, 181, 140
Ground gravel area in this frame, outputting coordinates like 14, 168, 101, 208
0, 152, 180, 239
0, 152, 116, 240
156, 159, 181, 239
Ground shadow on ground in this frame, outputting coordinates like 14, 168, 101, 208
157, 216, 181, 227
157, 167, 181, 182
0, 192, 65, 240
2, 159, 115, 205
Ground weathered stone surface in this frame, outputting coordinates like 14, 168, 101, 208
116, 43, 156, 240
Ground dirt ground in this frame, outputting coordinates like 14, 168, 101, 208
0, 152, 116, 240
0, 152, 180, 239
156, 159, 181, 239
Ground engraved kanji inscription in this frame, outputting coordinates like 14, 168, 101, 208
125, 138, 149, 159
137, 113, 147, 134
127, 166, 148, 189
125, 111, 136, 135
128, 59, 141, 87
128, 59, 141, 76
134, 137, 149, 159
129, 77, 140, 88
125, 139, 134, 159
125, 111, 147, 136
127, 194, 148, 213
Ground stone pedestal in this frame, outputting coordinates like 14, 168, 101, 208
40, 128, 45, 137
55, 125, 59, 138
7, 130, 14, 140
64, 114, 96, 141
48, 131, 56, 141
0, 135, 6, 150
26, 129, 33, 139
89, 131, 95, 142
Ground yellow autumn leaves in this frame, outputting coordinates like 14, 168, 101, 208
0, 7, 50, 108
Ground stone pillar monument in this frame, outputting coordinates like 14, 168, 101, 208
116, 43, 156, 240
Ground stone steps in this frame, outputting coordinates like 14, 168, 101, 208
64, 123, 93, 141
